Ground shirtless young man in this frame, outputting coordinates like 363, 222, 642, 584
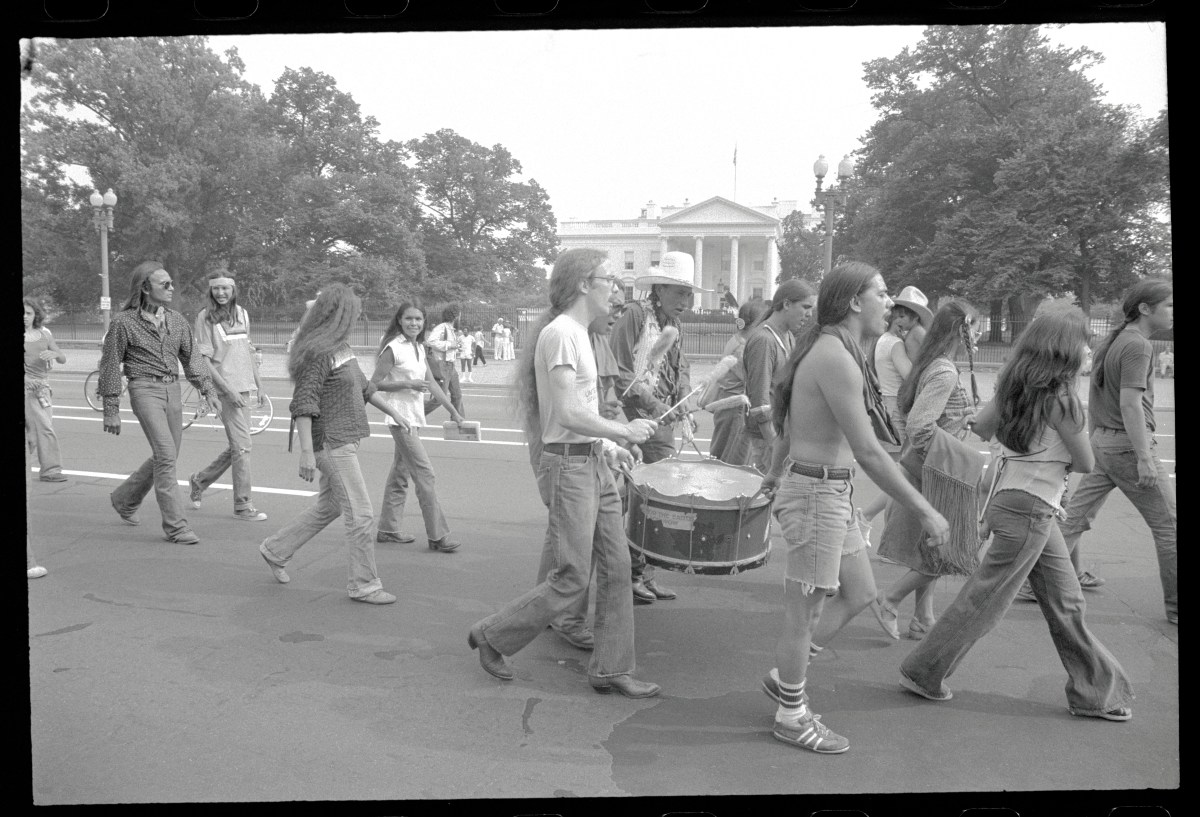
758, 262, 950, 753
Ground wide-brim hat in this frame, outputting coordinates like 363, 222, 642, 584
635, 250, 711, 291
893, 285, 933, 328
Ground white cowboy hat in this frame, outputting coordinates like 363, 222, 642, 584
892, 285, 933, 328
634, 250, 710, 291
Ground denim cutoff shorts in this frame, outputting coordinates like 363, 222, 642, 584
774, 468, 866, 592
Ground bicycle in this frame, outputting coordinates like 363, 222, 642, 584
84, 369, 125, 411
180, 383, 274, 435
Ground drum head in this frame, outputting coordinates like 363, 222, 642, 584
628, 458, 764, 504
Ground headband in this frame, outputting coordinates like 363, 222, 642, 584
209, 277, 235, 288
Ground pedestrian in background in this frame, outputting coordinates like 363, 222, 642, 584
703, 297, 771, 465
458, 328, 474, 383
371, 300, 465, 554
472, 326, 488, 367
426, 304, 465, 416
257, 284, 409, 604
1054, 279, 1175, 624
23, 296, 68, 483
101, 262, 219, 545
188, 275, 269, 521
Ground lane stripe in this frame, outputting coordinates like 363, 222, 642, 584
30, 467, 318, 496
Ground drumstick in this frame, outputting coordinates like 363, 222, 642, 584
657, 354, 739, 421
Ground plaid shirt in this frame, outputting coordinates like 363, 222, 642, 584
98, 307, 214, 417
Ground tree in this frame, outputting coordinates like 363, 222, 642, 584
843, 24, 1169, 322
22, 37, 278, 309
777, 211, 825, 286
408, 129, 558, 302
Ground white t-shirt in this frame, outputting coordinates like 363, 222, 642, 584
535, 314, 598, 444
874, 332, 905, 398
378, 336, 429, 428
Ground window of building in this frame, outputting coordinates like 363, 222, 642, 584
752, 287, 764, 300
650, 251, 660, 267
624, 284, 635, 302
753, 259, 764, 271
624, 251, 634, 271
721, 256, 730, 272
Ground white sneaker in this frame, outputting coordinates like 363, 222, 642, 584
28, 566, 48, 579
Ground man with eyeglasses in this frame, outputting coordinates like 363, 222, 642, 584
611, 250, 708, 605
100, 261, 219, 545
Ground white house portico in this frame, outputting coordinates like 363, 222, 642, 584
557, 196, 807, 310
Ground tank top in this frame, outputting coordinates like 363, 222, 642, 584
991, 424, 1074, 511
24, 329, 53, 378
874, 332, 904, 397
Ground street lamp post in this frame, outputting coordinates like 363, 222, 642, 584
812, 154, 854, 279
90, 188, 117, 335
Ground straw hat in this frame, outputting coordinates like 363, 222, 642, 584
635, 251, 710, 291
892, 285, 933, 328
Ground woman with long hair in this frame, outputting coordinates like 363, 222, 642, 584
873, 300, 980, 641
257, 284, 409, 604
704, 297, 774, 465
371, 299, 465, 553
899, 313, 1134, 720
187, 275, 268, 521
24, 296, 68, 482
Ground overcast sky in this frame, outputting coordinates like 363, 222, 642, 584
34, 22, 1169, 224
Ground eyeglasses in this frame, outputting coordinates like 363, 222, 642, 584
590, 274, 619, 289
154, 279, 174, 289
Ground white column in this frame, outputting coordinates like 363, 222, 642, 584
766, 236, 778, 301
728, 236, 739, 304
694, 236, 705, 308
660, 236, 669, 257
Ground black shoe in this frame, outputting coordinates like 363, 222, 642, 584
468, 624, 513, 680
632, 579, 657, 604
643, 577, 676, 600
589, 674, 661, 698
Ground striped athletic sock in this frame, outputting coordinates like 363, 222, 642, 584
774, 677, 808, 724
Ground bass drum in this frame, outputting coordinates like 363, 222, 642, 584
625, 457, 772, 575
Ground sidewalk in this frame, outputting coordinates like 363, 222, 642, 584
54, 341, 1175, 409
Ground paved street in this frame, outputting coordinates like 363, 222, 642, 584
26, 354, 1178, 809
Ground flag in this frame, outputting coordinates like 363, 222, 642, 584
733, 143, 737, 166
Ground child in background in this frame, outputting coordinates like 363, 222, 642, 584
459, 330, 475, 383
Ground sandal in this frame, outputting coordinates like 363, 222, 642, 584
872, 592, 901, 640
905, 618, 935, 641
1069, 706, 1132, 722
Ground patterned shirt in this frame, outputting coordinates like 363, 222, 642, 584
290, 344, 378, 451
905, 356, 977, 451
98, 307, 214, 418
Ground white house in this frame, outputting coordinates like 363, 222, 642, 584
557, 197, 817, 310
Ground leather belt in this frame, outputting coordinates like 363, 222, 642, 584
790, 461, 854, 480
134, 374, 178, 383
543, 441, 599, 457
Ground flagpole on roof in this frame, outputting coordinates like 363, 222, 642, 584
732, 142, 738, 202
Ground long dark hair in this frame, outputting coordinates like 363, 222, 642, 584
23, 296, 45, 329
772, 261, 881, 435
1092, 278, 1172, 390
515, 248, 608, 441
123, 261, 165, 312
288, 284, 361, 381
379, 300, 426, 359
203, 276, 240, 326
898, 299, 977, 414
993, 313, 1089, 453
739, 297, 772, 332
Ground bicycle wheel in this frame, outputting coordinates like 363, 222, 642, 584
84, 370, 103, 411
249, 391, 274, 436
180, 383, 207, 430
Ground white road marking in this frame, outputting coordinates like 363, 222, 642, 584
30, 467, 319, 496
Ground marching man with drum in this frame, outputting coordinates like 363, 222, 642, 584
759, 262, 949, 753
611, 250, 707, 605
467, 248, 662, 698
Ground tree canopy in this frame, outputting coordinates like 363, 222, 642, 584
21, 37, 558, 318
842, 24, 1170, 320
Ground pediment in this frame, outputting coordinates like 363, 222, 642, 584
659, 196, 780, 227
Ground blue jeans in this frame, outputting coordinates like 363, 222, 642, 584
1059, 428, 1176, 617
192, 392, 254, 511
24, 377, 63, 476
477, 446, 635, 678
378, 425, 450, 542
902, 490, 1134, 714
774, 470, 866, 593
260, 442, 383, 598
111, 379, 189, 537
